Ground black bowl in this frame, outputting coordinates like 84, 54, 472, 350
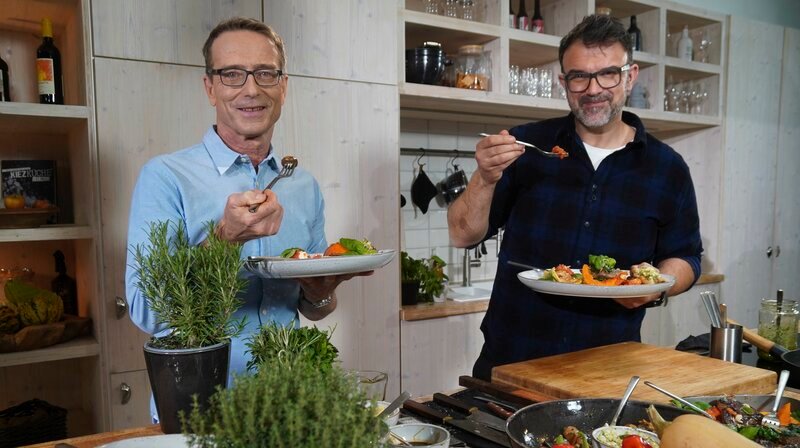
405, 49, 446, 85
505, 398, 693, 448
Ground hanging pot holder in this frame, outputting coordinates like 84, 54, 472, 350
410, 165, 437, 214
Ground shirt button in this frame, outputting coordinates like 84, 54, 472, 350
592, 184, 598, 191
591, 194, 597, 201
239, 156, 249, 163
584, 221, 590, 228
576, 260, 581, 265
261, 309, 267, 316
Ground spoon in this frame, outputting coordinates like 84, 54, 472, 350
478, 133, 561, 158
249, 155, 298, 213
609, 375, 640, 426
388, 430, 413, 446
379, 390, 411, 420
643, 381, 715, 419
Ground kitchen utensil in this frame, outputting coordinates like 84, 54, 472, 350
506, 260, 543, 273
473, 395, 520, 412
458, 374, 552, 406
388, 430, 414, 446
762, 369, 790, 427
700, 291, 722, 327
437, 166, 467, 205
505, 399, 692, 448
478, 133, 561, 158
643, 381, 715, 419
680, 394, 800, 413
410, 164, 437, 214
432, 392, 508, 432
709, 291, 723, 326
405, 43, 447, 85
248, 155, 298, 213
486, 401, 514, 419
379, 390, 411, 420
492, 342, 777, 402
709, 322, 743, 362
730, 318, 800, 388
404, 400, 511, 447
608, 376, 640, 426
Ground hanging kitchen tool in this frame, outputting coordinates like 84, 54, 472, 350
437, 150, 468, 206
410, 150, 437, 214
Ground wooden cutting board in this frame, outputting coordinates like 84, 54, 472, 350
492, 342, 777, 403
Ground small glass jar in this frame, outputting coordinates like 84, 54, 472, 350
758, 298, 799, 362
455, 44, 491, 91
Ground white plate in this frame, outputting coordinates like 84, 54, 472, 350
99, 434, 191, 448
245, 249, 396, 279
517, 269, 675, 299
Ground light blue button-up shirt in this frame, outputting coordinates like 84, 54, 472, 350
125, 126, 327, 383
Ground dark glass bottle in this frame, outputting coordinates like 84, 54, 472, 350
0, 55, 9, 102
37, 17, 64, 104
52, 250, 78, 316
531, 0, 544, 33
509, 0, 516, 29
628, 15, 643, 52
516, 0, 529, 31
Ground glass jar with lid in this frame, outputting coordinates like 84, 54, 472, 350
455, 44, 491, 91
757, 291, 799, 362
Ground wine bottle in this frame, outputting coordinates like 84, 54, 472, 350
677, 25, 693, 61
516, 0, 529, 31
531, 0, 544, 33
52, 250, 78, 316
37, 17, 64, 104
509, 0, 516, 28
628, 15, 642, 52
0, 55, 9, 102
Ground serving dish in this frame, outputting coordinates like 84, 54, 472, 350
245, 249, 396, 279
517, 269, 675, 299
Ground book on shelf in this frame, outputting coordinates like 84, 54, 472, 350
1, 160, 58, 222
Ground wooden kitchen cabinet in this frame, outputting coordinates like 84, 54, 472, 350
0, 0, 106, 436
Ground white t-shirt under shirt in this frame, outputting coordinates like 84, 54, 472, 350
584, 142, 625, 170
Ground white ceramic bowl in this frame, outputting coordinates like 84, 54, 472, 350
591, 425, 660, 448
374, 400, 400, 426
388, 423, 450, 447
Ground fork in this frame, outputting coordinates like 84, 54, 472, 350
248, 155, 298, 213
762, 369, 790, 428
478, 133, 561, 158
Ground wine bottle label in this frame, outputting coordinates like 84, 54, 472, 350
36, 58, 56, 95
532, 19, 544, 33
509, 14, 516, 28
519, 17, 530, 30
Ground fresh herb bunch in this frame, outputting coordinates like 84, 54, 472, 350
588, 254, 616, 273
184, 358, 384, 447
246, 322, 339, 372
132, 220, 247, 349
400, 251, 449, 302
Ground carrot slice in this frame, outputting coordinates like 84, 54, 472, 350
581, 264, 624, 286
323, 242, 349, 256
778, 401, 792, 426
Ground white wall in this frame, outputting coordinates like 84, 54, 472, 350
670, 0, 800, 29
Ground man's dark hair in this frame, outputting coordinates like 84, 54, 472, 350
202, 17, 286, 72
558, 14, 633, 71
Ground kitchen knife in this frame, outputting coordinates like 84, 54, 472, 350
473, 395, 520, 412
432, 392, 507, 433
458, 375, 546, 406
404, 400, 512, 447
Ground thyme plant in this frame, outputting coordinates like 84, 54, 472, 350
184, 358, 385, 448
132, 220, 246, 349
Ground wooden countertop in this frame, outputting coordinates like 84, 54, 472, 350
24, 425, 163, 447
402, 273, 725, 321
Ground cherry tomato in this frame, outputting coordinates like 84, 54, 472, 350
621, 434, 652, 448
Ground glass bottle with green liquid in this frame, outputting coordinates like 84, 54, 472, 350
758, 290, 799, 362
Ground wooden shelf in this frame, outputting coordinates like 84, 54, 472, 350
0, 102, 89, 133
0, 335, 100, 368
0, 225, 94, 242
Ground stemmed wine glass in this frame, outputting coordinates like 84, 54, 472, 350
696, 31, 712, 63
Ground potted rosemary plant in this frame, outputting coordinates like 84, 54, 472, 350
131, 220, 246, 434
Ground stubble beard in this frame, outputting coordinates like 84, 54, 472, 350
569, 79, 630, 129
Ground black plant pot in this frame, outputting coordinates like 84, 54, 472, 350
143, 340, 231, 434
401, 280, 421, 306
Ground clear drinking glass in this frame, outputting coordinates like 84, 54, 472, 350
443, 0, 458, 18
459, 0, 476, 20
424, 0, 439, 14
509, 65, 521, 94
539, 68, 553, 98
351, 370, 388, 401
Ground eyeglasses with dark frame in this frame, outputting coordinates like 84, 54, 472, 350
207, 68, 284, 87
561, 64, 631, 93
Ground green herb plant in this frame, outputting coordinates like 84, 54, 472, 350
184, 358, 384, 448
132, 220, 247, 349
401, 251, 449, 302
246, 321, 339, 373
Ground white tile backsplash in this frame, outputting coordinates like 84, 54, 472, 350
400, 118, 499, 284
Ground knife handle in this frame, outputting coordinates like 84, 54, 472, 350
486, 401, 514, 419
403, 400, 450, 424
433, 392, 477, 415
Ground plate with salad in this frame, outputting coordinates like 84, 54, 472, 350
245, 238, 396, 279
517, 254, 675, 299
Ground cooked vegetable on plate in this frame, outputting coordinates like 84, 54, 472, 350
541, 254, 665, 287
280, 238, 377, 259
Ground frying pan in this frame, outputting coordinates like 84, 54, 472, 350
505, 398, 692, 448
736, 321, 800, 385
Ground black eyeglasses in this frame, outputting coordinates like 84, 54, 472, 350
207, 68, 284, 87
561, 64, 631, 93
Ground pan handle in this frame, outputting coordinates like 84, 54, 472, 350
728, 318, 786, 358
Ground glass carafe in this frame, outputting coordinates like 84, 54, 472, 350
758, 296, 799, 362
455, 44, 491, 91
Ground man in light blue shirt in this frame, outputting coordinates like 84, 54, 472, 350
125, 17, 364, 420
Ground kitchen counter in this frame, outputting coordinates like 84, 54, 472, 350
24, 425, 162, 448
402, 273, 725, 321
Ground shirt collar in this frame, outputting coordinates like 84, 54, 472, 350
202, 127, 279, 175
